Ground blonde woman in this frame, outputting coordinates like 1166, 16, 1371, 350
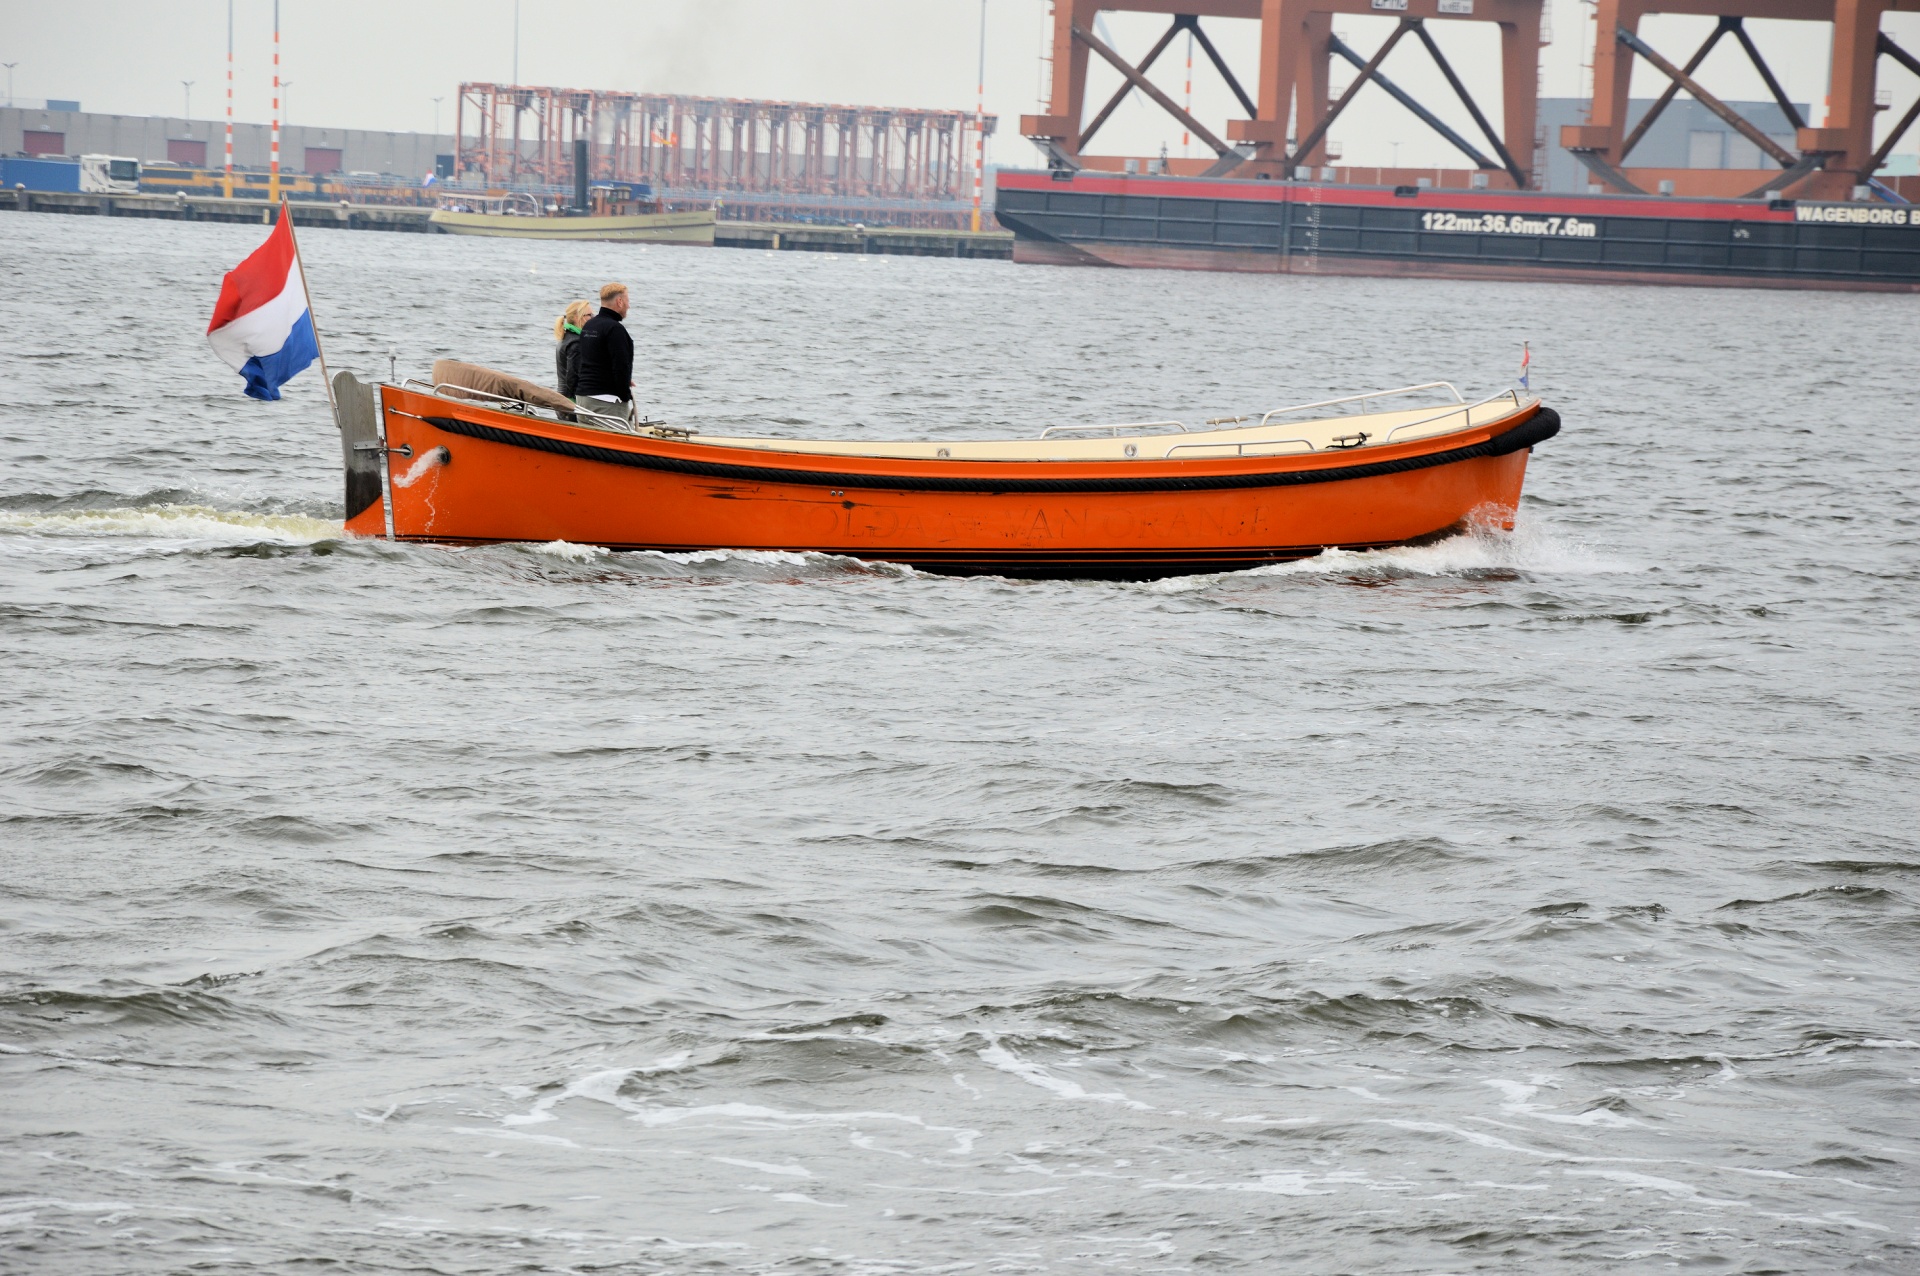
553, 300, 593, 399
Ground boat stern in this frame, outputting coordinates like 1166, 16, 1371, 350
332, 371, 388, 538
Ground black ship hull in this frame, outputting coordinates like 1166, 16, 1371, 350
995, 170, 1920, 293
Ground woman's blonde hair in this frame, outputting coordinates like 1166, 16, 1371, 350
553, 299, 594, 340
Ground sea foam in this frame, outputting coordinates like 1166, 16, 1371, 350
0, 503, 339, 545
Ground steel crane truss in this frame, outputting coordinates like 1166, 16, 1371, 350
1561, 0, 1920, 200
1022, 1, 1545, 189
455, 85, 997, 209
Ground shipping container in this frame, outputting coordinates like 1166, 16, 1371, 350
0, 157, 83, 193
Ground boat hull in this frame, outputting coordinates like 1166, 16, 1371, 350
345, 381, 1557, 579
995, 170, 1920, 293
428, 208, 716, 244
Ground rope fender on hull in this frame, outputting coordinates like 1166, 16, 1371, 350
414, 407, 1559, 497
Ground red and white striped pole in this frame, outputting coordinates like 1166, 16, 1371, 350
971, 0, 985, 233
223, 0, 233, 198
1182, 31, 1193, 160
269, 0, 281, 205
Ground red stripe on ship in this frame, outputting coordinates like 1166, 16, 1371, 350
995, 170, 1799, 225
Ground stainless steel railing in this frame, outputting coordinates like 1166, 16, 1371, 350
1037, 383, 1469, 444
1164, 436, 1316, 458
1038, 419, 1190, 439
1380, 388, 1524, 442
1254, 382, 1465, 429
1153, 387, 1526, 457
396, 378, 655, 436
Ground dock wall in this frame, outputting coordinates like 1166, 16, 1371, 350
0, 190, 1014, 258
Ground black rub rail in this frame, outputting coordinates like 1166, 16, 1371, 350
416, 407, 1559, 496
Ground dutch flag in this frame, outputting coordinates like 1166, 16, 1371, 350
206, 211, 320, 401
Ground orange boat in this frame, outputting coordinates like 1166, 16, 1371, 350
330, 370, 1560, 579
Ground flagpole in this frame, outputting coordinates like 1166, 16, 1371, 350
283, 199, 337, 416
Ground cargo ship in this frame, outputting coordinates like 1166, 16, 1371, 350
993, 170, 1920, 292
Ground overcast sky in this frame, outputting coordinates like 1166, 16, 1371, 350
2, 0, 1915, 169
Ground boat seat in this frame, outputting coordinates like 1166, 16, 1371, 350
431, 359, 576, 417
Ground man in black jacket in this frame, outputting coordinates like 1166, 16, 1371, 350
574, 282, 635, 419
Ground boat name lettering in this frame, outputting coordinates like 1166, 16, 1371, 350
1794, 203, 1912, 227
1420, 210, 1598, 238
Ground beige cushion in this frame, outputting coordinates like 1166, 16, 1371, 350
431, 359, 577, 416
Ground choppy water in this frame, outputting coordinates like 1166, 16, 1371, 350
2, 211, 1918, 1274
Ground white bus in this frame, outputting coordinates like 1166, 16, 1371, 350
79, 155, 141, 194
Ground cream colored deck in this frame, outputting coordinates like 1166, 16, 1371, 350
683, 394, 1533, 463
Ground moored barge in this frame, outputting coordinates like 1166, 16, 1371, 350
994, 170, 1920, 292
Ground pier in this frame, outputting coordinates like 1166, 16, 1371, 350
0, 190, 1013, 258
715, 221, 1011, 258
0, 189, 436, 230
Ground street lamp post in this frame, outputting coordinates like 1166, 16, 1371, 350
3, 63, 17, 109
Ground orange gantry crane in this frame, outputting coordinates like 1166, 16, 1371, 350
1019, 0, 1920, 199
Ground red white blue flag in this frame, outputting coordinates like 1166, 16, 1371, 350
1518, 341, 1532, 390
206, 211, 319, 401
